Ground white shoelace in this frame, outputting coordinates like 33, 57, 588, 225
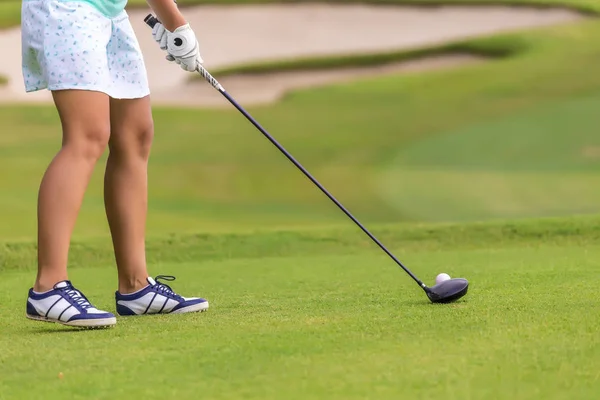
65, 288, 93, 309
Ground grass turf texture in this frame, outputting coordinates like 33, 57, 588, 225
2, 217, 600, 399
0, 2, 20, 29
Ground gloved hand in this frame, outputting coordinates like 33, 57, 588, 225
152, 22, 168, 49
152, 22, 203, 72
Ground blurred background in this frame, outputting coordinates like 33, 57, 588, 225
0, 0, 599, 241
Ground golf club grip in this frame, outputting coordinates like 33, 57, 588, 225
144, 14, 158, 28
143, 14, 224, 91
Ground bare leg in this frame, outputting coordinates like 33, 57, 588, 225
35, 90, 110, 292
105, 96, 154, 294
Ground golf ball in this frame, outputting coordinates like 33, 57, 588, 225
435, 273, 451, 284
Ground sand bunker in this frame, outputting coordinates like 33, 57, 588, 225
0, 4, 585, 107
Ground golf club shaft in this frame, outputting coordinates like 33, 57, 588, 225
144, 14, 427, 289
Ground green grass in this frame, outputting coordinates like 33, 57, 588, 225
0, 2, 20, 29
3, 20, 600, 239
2, 217, 600, 399
378, 90, 600, 221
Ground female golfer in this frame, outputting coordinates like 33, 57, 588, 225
21, 0, 207, 328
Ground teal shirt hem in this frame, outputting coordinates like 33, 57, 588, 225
64, 0, 128, 18
22, 0, 129, 18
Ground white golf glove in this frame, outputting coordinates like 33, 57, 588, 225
152, 22, 167, 48
152, 22, 203, 72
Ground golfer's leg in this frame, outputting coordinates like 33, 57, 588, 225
35, 90, 110, 292
105, 96, 154, 294
106, 6, 208, 316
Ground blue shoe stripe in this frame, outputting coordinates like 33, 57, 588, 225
158, 296, 169, 313
57, 305, 72, 322
44, 296, 63, 317
171, 298, 207, 312
116, 303, 138, 316
144, 292, 159, 314
26, 300, 40, 317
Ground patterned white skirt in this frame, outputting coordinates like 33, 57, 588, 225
21, 0, 150, 99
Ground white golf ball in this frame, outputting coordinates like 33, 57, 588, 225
435, 273, 451, 284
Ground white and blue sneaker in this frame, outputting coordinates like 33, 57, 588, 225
26, 280, 117, 328
115, 275, 209, 316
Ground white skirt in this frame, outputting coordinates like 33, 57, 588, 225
21, 0, 150, 99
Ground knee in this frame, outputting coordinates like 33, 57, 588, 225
64, 124, 111, 162
110, 120, 154, 161
135, 120, 154, 160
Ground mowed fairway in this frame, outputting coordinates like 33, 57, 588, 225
1, 218, 600, 399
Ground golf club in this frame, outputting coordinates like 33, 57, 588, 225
143, 14, 469, 304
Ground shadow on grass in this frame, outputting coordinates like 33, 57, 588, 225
26, 326, 115, 334
398, 298, 471, 307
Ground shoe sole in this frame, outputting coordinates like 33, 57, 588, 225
26, 314, 117, 328
118, 301, 210, 316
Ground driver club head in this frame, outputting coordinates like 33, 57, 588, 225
425, 278, 469, 304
